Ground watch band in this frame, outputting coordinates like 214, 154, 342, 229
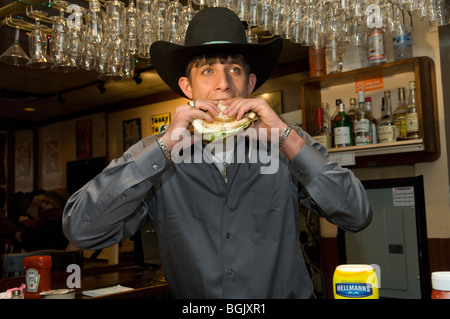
279, 125, 292, 147
157, 137, 171, 161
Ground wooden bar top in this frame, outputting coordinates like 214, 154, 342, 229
0, 262, 170, 299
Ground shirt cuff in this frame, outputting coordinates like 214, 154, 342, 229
289, 142, 328, 186
133, 137, 171, 178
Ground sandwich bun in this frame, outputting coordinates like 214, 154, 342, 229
192, 101, 257, 141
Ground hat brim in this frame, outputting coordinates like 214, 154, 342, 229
150, 38, 283, 98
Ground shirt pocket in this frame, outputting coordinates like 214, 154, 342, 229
250, 184, 297, 243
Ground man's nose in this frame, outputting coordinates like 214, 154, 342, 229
214, 69, 231, 91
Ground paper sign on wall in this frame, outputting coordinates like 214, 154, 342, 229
355, 77, 384, 93
150, 112, 171, 135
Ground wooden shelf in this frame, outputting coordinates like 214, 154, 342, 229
300, 57, 440, 167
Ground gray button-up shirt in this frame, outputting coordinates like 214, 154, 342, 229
62, 127, 372, 298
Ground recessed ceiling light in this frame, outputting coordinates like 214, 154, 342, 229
23, 107, 36, 112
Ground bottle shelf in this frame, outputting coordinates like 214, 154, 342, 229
300, 57, 440, 167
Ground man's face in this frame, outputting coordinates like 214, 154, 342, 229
179, 57, 256, 102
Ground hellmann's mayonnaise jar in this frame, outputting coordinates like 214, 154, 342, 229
333, 264, 379, 299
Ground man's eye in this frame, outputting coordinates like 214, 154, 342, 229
229, 67, 240, 74
202, 68, 212, 75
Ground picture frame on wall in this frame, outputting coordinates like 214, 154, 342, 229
254, 90, 283, 115
76, 119, 92, 159
123, 118, 142, 151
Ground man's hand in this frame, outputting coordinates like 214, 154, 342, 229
161, 100, 220, 151
221, 97, 305, 160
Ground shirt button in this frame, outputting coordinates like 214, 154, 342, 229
121, 195, 126, 200
227, 269, 233, 276
152, 164, 158, 171
226, 233, 231, 239
297, 170, 303, 176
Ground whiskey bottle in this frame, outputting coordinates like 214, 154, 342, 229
406, 81, 419, 139
393, 87, 407, 140
377, 91, 397, 143
354, 96, 373, 145
313, 106, 332, 148
333, 103, 353, 147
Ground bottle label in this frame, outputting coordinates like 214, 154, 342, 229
335, 283, 374, 298
26, 268, 40, 293
368, 29, 386, 63
394, 117, 407, 139
334, 127, 351, 145
354, 118, 370, 133
378, 125, 396, 142
406, 112, 419, 133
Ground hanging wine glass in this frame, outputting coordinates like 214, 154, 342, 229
136, 0, 153, 60
0, 26, 30, 66
99, 0, 126, 81
181, 0, 197, 44
206, 0, 220, 7
347, 17, 368, 46
125, 0, 138, 55
50, 8, 78, 73
165, 0, 184, 44
387, 4, 412, 38
67, 6, 84, 69
269, 0, 286, 37
85, 0, 103, 44
428, 0, 449, 26
231, 0, 248, 22
80, 26, 97, 70
246, 0, 258, 27
27, 18, 53, 68
123, 50, 135, 79
257, 0, 273, 32
153, 0, 169, 42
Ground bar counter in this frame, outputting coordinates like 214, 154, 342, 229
0, 262, 171, 299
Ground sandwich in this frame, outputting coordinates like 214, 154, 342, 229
192, 100, 257, 141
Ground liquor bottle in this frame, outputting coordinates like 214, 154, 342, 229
309, 44, 326, 78
333, 102, 353, 147
377, 91, 397, 143
370, 99, 378, 144
354, 96, 373, 145
367, 27, 387, 65
406, 81, 419, 139
393, 87, 407, 140
393, 32, 413, 61
313, 106, 332, 148
331, 99, 341, 128
321, 102, 331, 136
347, 97, 357, 143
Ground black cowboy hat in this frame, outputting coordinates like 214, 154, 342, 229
150, 7, 283, 98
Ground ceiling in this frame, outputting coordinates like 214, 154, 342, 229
0, 0, 309, 126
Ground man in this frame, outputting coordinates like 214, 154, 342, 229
63, 7, 372, 298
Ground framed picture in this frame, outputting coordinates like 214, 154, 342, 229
123, 118, 142, 151
76, 119, 92, 159
150, 112, 171, 135
255, 90, 283, 115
